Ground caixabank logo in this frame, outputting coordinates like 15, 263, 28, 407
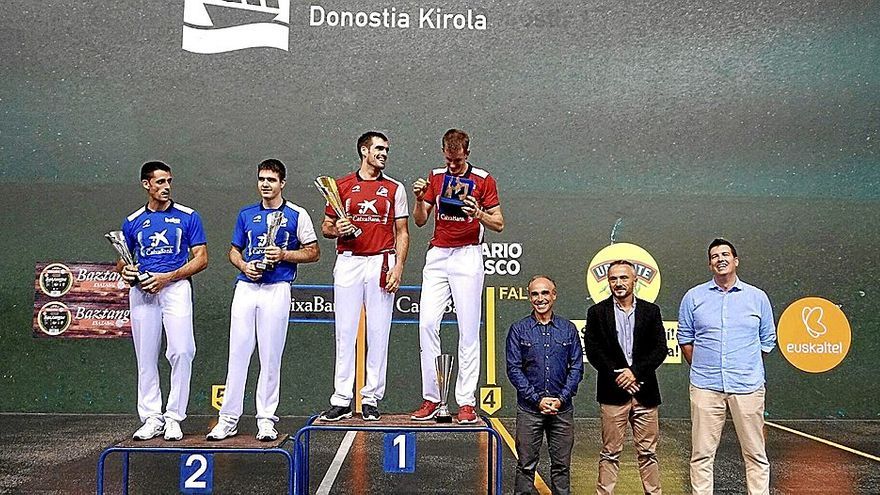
183, 0, 291, 53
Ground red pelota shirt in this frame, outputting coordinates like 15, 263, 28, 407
326, 171, 409, 255
423, 163, 500, 248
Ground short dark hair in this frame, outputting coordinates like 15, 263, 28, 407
608, 259, 636, 271
708, 238, 737, 258
442, 128, 469, 152
140, 161, 171, 181
357, 131, 388, 159
258, 158, 286, 181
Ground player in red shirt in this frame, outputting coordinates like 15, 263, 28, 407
410, 129, 504, 424
319, 131, 410, 422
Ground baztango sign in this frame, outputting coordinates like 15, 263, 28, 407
778, 297, 851, 373
33, 261, 132, 338
586, 243, 662, 303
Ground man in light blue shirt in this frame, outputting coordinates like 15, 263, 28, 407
678, 238, 776, 495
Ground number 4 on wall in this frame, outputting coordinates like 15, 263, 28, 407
383, 433, 416, 473
480, 386, 502, 415
180, 453, 214, 494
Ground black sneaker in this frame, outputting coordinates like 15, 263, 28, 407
319, 405, 352, 422
362, 404, 381, 421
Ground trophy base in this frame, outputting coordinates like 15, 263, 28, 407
254, 261, 275, 271
435, 415, 453, 423
133, 272, 151, 286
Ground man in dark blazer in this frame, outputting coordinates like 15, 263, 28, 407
585, 260, 668, 495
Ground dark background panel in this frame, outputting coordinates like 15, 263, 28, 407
0, 0, 877, 418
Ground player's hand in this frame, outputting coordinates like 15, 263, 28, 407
461, 195, 481, 219
412, 178, 428, 201
141, 272, 171, 294
243, 261, 263, 281
625, 383, 641, 395
121, 264, 140, 284
264, 245, 283, 263
384, 264, 403, 293
335, 218, 357, 237
615, 368, 637, 390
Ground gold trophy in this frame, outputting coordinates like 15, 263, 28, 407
435, 354, 455, 423
255, 211, 284, 271
314, 176, 362, 237
105, 231, 151, 285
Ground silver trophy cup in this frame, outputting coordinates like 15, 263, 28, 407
255, 211, 284, 271
105, 231, 150, 285
435, 354, 455, 423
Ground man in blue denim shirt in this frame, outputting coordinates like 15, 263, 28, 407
506, 275, 584, 495
678, 239, 777, 495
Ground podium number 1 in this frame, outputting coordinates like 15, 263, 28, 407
393, 434, 406, 469
383, 432, 416, 473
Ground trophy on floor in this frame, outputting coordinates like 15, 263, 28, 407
105, 231, 150, 285
314, 176, 362, 238
255, 211, 284, 271
435, 354, 455, 423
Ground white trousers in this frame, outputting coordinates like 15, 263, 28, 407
418, 245, 484, 407
219, 281, 292, 423
129, 280, 196, 423
330, 252, 395, 407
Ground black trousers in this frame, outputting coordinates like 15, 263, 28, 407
514, 407, 575, 495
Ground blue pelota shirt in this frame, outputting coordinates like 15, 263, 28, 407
677, 278, 777, 394
231, 200, 317, 284
506, 314, 585, 414
122, 202, 207, 274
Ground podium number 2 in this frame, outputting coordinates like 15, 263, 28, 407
180, 453, 213, 494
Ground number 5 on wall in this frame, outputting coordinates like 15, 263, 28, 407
180, 453, 214, 494
383, 433, 416, 473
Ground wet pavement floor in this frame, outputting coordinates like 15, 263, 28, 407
1, 413, 878, 494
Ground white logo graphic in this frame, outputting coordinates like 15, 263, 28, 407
802, 306, 828, 339
358, 199, 378, 214
253, 214, 262, 223
351, 185, 361, 193
377, 186, 389, 197
183, 0, 291, 54
149, 229, 170, 247
142, 219, 151, 228
165, 216, 181, 224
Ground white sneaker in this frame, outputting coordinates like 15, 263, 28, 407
164, 418, 183, 441
206, 418, 238, 441
256, 419, 277, 441
132, 417, 165, 440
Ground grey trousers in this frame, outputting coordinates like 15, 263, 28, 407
514, 407, 575, 495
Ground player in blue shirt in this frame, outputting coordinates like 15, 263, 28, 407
207, 159, 320, 441
117, 161, 208, 441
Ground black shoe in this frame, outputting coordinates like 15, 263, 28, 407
319, 405, 352, 422
362, 404, 381, 421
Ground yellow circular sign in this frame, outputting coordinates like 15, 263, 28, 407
586, 243, 661, 303
778, 297, 851, 373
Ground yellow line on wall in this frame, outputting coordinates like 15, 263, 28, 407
486, 287, 496, 385
490, 417, 551, 495
766, 421, 880, 463
355, 307, 366, 414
